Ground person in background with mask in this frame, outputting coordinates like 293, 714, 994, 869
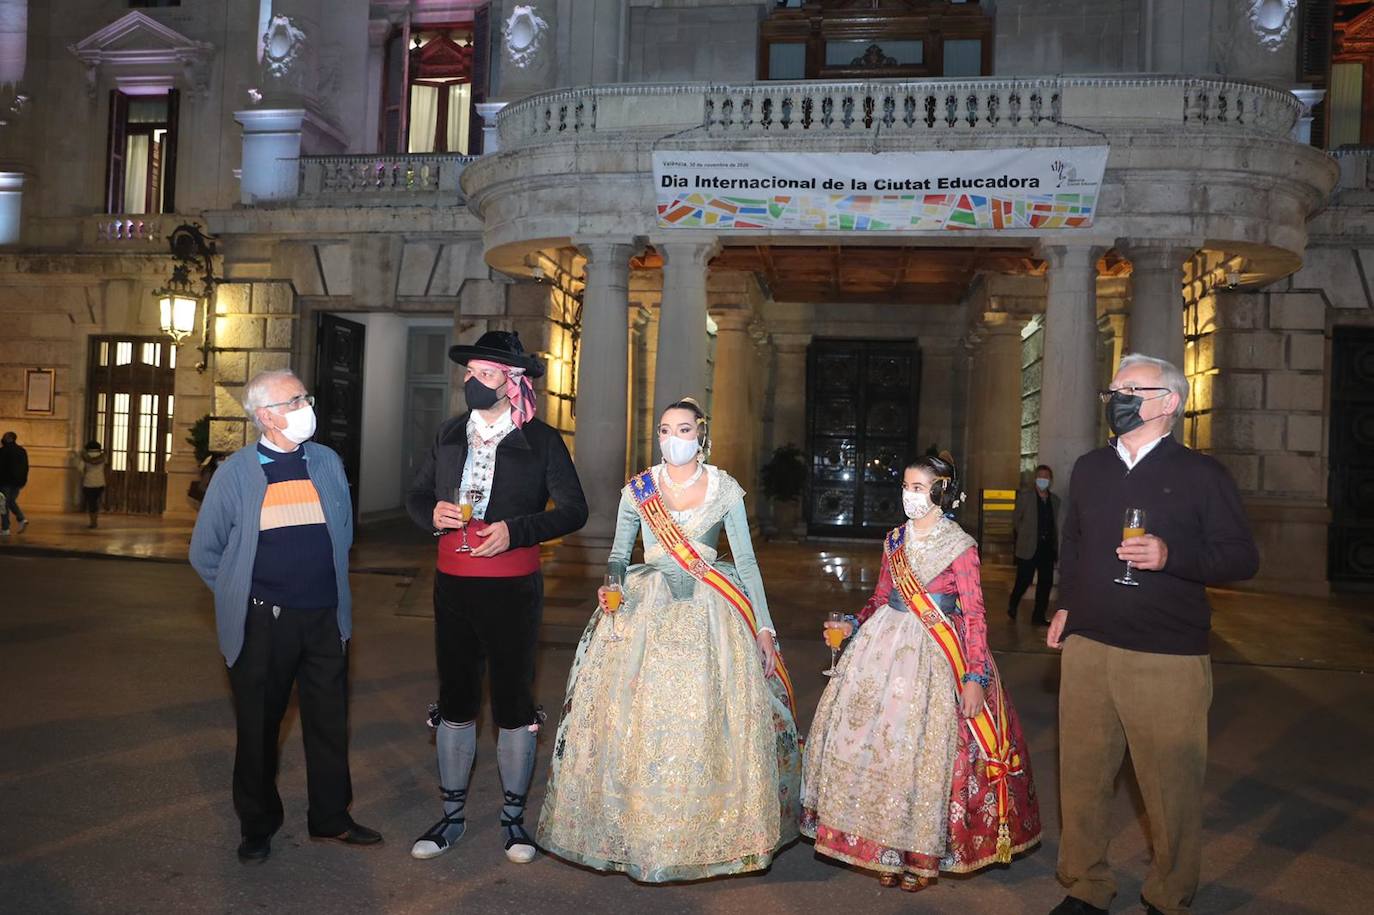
538, 397, 801, 882
189, 369, 381, 864
77, 440, 107, 529
804, 452, 1040, 893
1046, 353, 1258, 915
1009, 464, 1063, 625
406, 331, 587, 867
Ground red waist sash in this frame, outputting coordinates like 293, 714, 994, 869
435, 520, 540, 577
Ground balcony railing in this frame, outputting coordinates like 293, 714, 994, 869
85, 213, 173, 246
497, 77, 1302, 148
294, 153, 476, 205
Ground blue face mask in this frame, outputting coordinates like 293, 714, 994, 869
1035, 477, 1051, 492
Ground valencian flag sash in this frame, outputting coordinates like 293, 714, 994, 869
885, 523, 1022, 862
627, 469, 798, 722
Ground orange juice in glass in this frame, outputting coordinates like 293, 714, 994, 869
1115, 507, 1146, 587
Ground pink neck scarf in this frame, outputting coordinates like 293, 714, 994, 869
469, 359, 537, 428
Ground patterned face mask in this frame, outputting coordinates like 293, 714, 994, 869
902, 490, 934, 520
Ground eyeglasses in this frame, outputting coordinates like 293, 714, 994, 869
262, 393, 315, 411
1098, 387, 1168, 403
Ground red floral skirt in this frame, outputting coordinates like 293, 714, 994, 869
802, 689, 1041, 877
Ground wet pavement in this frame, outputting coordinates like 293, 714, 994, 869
1, 515, 1372, 913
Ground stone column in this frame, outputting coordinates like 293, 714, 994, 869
563, 240, 638, 559
964, 313, 1026, 503
474, 102, 507, 154
653, 238, 719, 416
233, 109, 309, 203
708, 308, 754, 488
629, 305, 655, 471
1291, 88, 1325, 145
0, 171, 22, 245
1119, 240, 1195, 367
1038, 245, 1103, 481
769, 333, 811, 455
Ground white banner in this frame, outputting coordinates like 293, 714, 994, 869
653, 147, 1109, 232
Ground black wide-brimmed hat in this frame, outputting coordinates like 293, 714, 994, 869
448, 330, 545, 378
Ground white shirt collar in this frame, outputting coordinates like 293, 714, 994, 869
257, 436, 299, 454
1115, 433, 1168, 471
468, 407, 514, 439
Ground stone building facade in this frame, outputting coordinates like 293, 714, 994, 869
0, 0, 1369, 595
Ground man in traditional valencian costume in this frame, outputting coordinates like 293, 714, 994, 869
406, 331, 588, 864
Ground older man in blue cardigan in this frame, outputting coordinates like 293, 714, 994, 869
190, 369, 381, 863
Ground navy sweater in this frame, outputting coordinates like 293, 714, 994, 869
1059, 435, 1260, 655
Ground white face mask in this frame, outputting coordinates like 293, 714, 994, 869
279, 404, 317, 445
902, 490, 934, 521
660, 435, 701, 467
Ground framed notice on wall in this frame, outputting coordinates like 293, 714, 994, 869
25, 368, 54, 414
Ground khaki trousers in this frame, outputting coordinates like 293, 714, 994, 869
1057, 635, 1212, 914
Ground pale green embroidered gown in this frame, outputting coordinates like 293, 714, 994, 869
537, 465, 801, 882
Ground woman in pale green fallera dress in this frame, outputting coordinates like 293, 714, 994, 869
537, 399, 801, 882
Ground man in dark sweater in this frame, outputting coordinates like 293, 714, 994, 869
1047, 354, 1259, 915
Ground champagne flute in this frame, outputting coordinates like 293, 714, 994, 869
454, 487, 475, 553
603, 573, 624, 642
1114, 507, 1146, 587
822, 610, 845, 676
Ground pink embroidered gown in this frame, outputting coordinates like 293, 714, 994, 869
801, 518, 1041, 878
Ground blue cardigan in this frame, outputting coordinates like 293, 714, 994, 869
189, 441, 354, 666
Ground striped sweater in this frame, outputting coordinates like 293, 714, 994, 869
250, 444, 338, 609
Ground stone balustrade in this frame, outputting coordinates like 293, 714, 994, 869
85, 213, 171, 246
497, 76, 1301, 147
1330, 147, 1374, 191
294, 153, 476, 205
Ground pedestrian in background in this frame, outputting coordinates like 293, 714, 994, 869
77, 440, 106, 529
0, 430, 29, 536
1008, 464, 1062, 626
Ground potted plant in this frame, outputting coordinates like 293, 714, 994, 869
185, 415, 216, 505
761, 444, 807, 540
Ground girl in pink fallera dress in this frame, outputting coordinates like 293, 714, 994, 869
802, 453, 1041, 892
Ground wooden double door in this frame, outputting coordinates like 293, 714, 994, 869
806, 339, 921, 538
85, 336, 177, 514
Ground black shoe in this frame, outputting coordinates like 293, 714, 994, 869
1141, 897, 1165, 915
1007, 605, 1019, 620
310, 822, 383, 846
1032, 614, 1050, 626
1049, 897, 1108, 915
237, 835, 271, 864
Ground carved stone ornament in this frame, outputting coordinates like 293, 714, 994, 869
262, 14, 306, 79
503, 5, 549, 69
68, 11, 215, 100
1247, 0, 1296, 51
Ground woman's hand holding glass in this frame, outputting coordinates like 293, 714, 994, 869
599, 574, 624, 642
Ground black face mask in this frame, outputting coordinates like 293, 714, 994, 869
465, 376, 502, 410
1106, 391, 1146, 437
